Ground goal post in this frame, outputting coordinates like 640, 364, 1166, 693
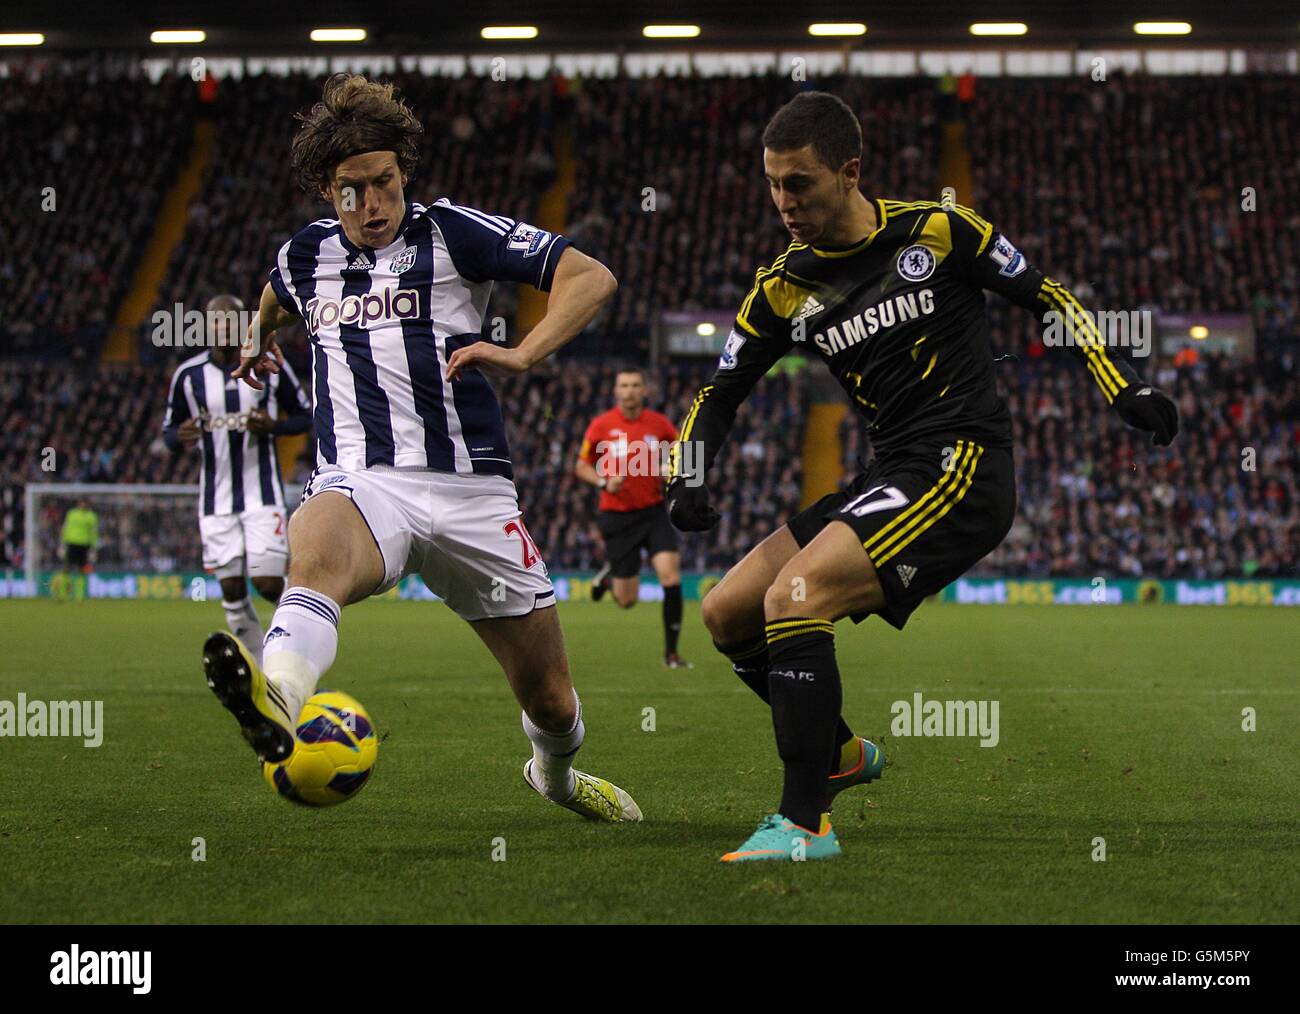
22, 482, 301, 597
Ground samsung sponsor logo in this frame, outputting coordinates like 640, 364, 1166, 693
813, 288, 935, 356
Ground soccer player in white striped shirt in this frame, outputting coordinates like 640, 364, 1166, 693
164, 294, 311, 665
201, 73, 640, 822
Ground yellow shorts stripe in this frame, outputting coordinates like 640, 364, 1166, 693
874, 446, 983, 566
864, 443, 981, 564
861, 441, 969, 554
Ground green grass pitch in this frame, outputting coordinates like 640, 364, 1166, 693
1, 598, 1296, 924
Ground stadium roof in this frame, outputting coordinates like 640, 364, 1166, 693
5, 0, 1298, 50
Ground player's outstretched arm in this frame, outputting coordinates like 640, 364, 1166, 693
954, 205, 1179, 446
233, 282, 299, 391
445, 247, 616, 380
667, 282, 795, 531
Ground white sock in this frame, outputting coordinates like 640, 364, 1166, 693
522, 692, 584, 800
262, 587, 341, 724
223, 596, 264, 668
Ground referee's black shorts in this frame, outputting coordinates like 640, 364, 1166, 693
597, 501, 680, 578
787, 437, 1015, 629
65, 544, 91, 569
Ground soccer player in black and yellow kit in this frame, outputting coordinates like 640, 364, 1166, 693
666, 92, 1178, 863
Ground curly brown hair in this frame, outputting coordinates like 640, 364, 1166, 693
290, 73, 423, 196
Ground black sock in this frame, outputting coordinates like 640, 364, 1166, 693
663, 584, 683, 654
765, 618, 842, 833
719, 635, 855, 748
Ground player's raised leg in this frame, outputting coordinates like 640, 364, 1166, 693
473, 606, 642, 822
204, 488, 384, 762
722, 521, 882, 861
702, 524, 881, 800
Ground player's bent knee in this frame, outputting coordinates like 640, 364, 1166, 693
219, 578, 246, 603
521, 679, 576, 731
702, 585, 754, 645
700, 588, 728, 638
252, 576, 284, 603
764, 570, 815, 620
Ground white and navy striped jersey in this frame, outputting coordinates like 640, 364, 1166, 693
162, 351, 312, 517
268, 199, 570, 478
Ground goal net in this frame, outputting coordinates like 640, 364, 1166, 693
22, 482, 301, 597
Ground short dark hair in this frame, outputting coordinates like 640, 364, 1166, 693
290, 73, 423, 195
762, 92, 862, 171
614, 367, 645, 381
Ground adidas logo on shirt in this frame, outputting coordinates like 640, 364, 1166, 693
896, 564, 918, 588
346, 253, 374, 272
794, 295, 825, 322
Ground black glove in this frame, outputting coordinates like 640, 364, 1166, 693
667, 477, 720, 532
1114, 385, 1179, 446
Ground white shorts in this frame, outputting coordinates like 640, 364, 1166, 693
200, 507, 289, 580
301, 465, 555, 621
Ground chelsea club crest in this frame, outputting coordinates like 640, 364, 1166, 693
897, 244, 936, 282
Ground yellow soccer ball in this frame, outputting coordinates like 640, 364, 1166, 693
262, 691, 378, 807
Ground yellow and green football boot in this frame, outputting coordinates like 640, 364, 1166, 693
202, 631, 295, 763
523, 760, 643, 822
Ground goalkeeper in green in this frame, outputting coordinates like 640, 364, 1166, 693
55, 500, 99, 602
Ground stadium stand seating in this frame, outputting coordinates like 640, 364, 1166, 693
3, 61, 1296, 580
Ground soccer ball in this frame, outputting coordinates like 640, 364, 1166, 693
262, 691, 378, 807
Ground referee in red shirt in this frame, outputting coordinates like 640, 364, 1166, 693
576, 369, 690, 668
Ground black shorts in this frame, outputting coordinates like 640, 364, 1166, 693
65, 544, 90, 568
787, 437, 1016, 630
597, 502, 680, 578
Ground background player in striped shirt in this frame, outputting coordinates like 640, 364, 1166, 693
163, 294, 311, 665
576, 368, 690, 668
203, 74, 641, 823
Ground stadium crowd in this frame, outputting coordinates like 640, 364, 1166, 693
3, 59, 1297, 582
568, 75, 940, 357
1, 57, 191, 358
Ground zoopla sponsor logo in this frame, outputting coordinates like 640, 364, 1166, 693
306, 287, 420, 333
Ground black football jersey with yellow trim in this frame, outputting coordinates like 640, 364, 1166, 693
674, 198, 1139, 474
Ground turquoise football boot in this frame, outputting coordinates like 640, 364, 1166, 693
826, 736, 885, 807
721, 813, 842, 863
